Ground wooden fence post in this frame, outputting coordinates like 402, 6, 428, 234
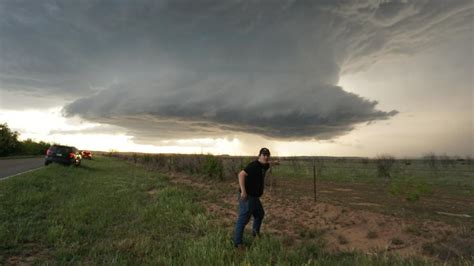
313, 158, 317, 202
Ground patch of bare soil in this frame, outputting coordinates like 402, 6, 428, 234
6, 242, 50, 265
349, 202, 382, 207
165, 171, 473, 262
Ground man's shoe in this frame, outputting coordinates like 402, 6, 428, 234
252, 230, 261, 238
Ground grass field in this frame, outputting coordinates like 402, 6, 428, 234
268, 158, 474, 224
0, 155, 457, 265
271, 157, 474, 187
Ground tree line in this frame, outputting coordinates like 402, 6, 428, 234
0, 123, 50, 157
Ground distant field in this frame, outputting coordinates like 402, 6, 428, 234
269, 157, 474, 224
272, 157, 474, 187
0, 155, 472, 264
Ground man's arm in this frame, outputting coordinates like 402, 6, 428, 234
238, 170, 248, 200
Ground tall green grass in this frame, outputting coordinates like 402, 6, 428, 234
0, 156, 445, 264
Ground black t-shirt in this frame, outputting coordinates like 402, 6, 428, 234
239, 160, 270, 197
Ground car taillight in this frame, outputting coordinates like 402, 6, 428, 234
69, 153, 75, 158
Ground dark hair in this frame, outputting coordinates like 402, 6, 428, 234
259, 147, 271, 156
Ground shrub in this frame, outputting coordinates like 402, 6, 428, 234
375, 154, 395, 179
143, 154, 152, 164
402, 157, 411, 165
223, 157, 243, 180
107, 149, 117, 157
16, 139, 49, 155
439, 154, 454, 168
152, 154, 168, 169
423, 152, 437, 170
202, 154, 223, 180
0, 123, 20, 156
466, 156, 472, 165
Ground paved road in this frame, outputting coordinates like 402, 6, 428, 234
0, 157, 44, 180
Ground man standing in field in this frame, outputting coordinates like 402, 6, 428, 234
234, 147, 271, 249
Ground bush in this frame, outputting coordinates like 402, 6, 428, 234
17, 139, 50, 156
107, 149, 117, 157
0, 123, 20, 156
223, 157, 243, 180
423, 152, 437, 170
361, 157, 369, 165
375, 154, 395, 179
202, 154, 223, 180
438, 154, 454, 168
142, 154, 152, 164
402, 157, 411, 165
152, 154, 168, 169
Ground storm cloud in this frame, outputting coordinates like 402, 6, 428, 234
1, 0, 472, 140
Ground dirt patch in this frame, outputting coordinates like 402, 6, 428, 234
349, 202, 382, 207
333, 188, 353, 192
6, 242, 50, 264
319, 190, 333, 193
260, 195, 454, 258
436, 212, 471, 218
162, 171, 471, 262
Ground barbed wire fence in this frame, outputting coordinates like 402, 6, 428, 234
103, 152, 474, 202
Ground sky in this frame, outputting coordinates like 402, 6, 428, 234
0, 0, 473, 158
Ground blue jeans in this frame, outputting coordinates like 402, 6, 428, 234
233, 193, 265, 246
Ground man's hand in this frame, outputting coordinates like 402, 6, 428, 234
240, 191, 248, 201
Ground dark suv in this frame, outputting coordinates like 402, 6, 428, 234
45, 145, 82, 166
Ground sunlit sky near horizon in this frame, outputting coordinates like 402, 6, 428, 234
0, 1, 473, 158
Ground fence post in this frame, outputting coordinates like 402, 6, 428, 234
313, 158, 316, 202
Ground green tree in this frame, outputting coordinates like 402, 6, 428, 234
17, 138, 50, 155
0, 123, 20, 156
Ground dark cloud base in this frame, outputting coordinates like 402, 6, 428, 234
2, 0, 471, 140
64, 82, 398, 140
